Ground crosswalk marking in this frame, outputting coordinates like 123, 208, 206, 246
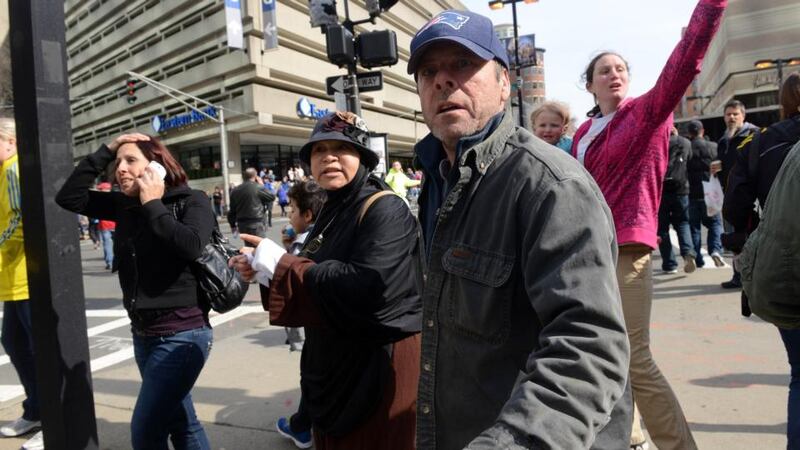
0, 305, 265, 403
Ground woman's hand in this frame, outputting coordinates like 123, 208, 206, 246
108, 133, 151, 153
239, 233, 263, 247
136, 165, 165, 204
229, 252, 256, 282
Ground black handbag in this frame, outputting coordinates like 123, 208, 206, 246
173, 200, 248, 313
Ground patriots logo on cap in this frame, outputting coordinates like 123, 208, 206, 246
418, 11, 470, 35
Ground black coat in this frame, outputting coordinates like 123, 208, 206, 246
299, 166, 423, 436
723, 115, 800, 232
56, 146, 215, 311
227, 180, 275, 227
687, 136, 718, 200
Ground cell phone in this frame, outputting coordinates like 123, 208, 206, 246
147, 160, 167, 180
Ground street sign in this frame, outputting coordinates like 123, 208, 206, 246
326, 71, 383, 95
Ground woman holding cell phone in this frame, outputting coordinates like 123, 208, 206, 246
56, 134, 216, 450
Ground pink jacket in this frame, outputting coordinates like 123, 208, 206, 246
572, 0, 727, 249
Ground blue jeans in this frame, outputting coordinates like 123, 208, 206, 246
688, 199, 723, 267
657, 193, 694, 270
1, 300, 39, 421
780, 328, 800, 449
100, 230, 114, 268
132, 326, 213, 450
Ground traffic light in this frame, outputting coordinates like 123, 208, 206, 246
326, 25, 355, 67
357, 30, 397, 68
125, 78, 137, 104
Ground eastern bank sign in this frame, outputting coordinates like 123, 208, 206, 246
296, 97, 331, 119
152, 106, 218, 133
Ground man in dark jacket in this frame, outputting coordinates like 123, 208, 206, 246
409, 10, 630, 450
686, 120, 724, 268
227, 168, 275, 244
657, 127, 695, 274
716, 100, 758, 288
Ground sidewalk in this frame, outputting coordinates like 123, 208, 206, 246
0, 248, 789, 449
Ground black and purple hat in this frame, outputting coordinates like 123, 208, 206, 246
299, 112, 378, 170
407, 10, 509, 75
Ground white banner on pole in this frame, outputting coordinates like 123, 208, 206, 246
225, 0, 244, 49
262, 0, 279, 51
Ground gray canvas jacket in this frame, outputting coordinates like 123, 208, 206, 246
415, 110, 631, 450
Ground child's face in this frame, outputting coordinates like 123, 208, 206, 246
533, 110, 567, 146
288, 199, 313, 234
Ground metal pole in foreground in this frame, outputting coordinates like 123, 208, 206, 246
219, 108, 232, 208
511, 0, 524, 128
8, 1, 98, 449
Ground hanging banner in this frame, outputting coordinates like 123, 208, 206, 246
262, 0, 278, 51
225, 0, 244, 49
498, 33, 537, 69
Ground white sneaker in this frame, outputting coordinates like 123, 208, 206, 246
22, 431, 44, 450
0, 417, 40, 437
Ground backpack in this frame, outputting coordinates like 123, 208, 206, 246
664, 136, 689, 192
738, 140, 800, 328
172, 199, 248, 313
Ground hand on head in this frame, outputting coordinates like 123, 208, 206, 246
108, 133, 151, 152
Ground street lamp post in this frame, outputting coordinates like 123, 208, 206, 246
489, 0, 538, 128
755, 57, 800, 88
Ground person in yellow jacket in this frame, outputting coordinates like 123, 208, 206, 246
383, 161, 420, 199
0, 118, 43, 448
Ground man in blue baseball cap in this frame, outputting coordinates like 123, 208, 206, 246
410, 9, 632, 450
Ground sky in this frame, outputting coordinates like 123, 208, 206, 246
461, 0, 705, 121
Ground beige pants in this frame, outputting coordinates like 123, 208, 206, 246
618, 245, 697, 450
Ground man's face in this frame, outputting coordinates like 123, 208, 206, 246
724, 106, 745, 129
416, 42, 510, 148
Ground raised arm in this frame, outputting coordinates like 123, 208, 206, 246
55, 145, 119, 221
641, 0, 727, 122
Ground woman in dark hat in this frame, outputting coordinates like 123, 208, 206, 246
230, 111, 423, 450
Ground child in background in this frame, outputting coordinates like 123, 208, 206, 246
531, 101, 573, 153
276, 180, 326, 449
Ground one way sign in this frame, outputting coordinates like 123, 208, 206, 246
326, 71, 383, 95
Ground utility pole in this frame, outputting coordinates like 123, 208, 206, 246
9, 1, 98, 448
341, 0, 361, 115
127, 71, 233, 207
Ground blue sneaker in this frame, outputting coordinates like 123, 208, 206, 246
276, 416, 313, 449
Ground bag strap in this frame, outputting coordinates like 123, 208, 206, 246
357, 190, 397, 225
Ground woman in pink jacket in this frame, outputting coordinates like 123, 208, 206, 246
572, 1, 727, 449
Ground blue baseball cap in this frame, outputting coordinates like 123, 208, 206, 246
407, 10, 509, 75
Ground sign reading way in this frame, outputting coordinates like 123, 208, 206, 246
326, 71, 383, 95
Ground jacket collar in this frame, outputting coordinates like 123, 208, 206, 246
414, 107, 513, 177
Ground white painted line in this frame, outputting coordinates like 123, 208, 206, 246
86, 318, 131, 337
0, 308, 130, 320
0, 385, 25, 402
86, 310, 129, 318
0, 305, 266, 403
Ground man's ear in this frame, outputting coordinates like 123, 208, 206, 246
500, 68, 511, 103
